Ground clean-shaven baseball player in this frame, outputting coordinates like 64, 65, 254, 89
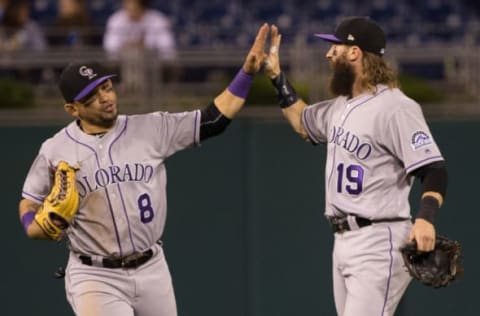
18, 23, 269, 316
264, 17, 448, 315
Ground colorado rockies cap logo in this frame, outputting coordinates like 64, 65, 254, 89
78, 65, 98, 80
411, 131, 432, 150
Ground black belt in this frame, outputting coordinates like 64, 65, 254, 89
79, 249, 154, 269
328, 216, 408, 234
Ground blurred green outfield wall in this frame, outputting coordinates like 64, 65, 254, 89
2, 119, 475, 316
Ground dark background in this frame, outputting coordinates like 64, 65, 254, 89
2, 119, 474, 315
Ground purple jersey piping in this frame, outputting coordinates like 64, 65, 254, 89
22, 191, 44, 203
405, 156, 443, 174
381, 226, 394, 316
107, 117, 137, 253
327, 144, 338, 187
327, 88, 388, 186
65, 128, 124, 255
302, 109, 320, 144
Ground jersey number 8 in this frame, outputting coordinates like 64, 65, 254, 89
138, 193, 155, 223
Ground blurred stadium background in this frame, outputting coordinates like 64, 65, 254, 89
1, 1, 478, 316
0, 0, 479, 123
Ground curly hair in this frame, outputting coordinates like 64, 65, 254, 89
358, 52, 398, 92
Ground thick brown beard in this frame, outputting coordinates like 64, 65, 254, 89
329, 57, 356, 97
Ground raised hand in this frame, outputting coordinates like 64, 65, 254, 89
243, 23, 269, 74
264, 24, 282, 79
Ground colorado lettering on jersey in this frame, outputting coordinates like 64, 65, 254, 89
76, 163, 154, 197
329, 126, 372, 160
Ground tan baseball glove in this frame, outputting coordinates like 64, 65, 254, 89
34, 161, 79, 240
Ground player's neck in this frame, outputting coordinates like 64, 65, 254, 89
351, 81, 365, 99
77, 120, 112, 136
350, 64, 368, 98
351, 80, 378, 99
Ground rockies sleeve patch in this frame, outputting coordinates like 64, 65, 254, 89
411, 131, 432, 150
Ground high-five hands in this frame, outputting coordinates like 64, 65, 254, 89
243, 23, 269, 74
264, 24, 282, 79
242, 23, 283, 78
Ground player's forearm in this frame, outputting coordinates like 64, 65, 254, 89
282, 99, 309, 140
269, 72, 310, 140
414, 162, 448, 223
415, 191, 444, 226
422, 191, 444, 207
200, 76, 250, 140
19, 199, 50, 239
214, 89, 246, 119
214, 68, 255, 119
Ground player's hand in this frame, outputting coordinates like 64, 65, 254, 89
408, 218, 436, 252
243, 23, 269, 74
264, 24, 282, 79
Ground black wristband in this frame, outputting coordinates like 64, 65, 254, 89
270, 72, 299, 108
416, 195, 440, 223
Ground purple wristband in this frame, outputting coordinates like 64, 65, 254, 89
21, 210, 36, 233
227, 69, 254, 99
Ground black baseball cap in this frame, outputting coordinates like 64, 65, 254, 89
314, 17, 386, 56
59, 61, 117, 103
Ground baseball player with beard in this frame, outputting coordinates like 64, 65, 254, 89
264, 17, 448, 315
18, 24, 268, 316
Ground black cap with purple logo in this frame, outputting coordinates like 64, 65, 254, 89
59, 61, 117, 103
314, 17, 386, 56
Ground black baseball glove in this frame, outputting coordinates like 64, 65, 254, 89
400, 235, 463, 288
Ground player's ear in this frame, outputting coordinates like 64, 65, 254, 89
348, 46, 362, 62
64, 103, 79, 118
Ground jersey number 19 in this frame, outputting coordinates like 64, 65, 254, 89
336, 163, 364, 195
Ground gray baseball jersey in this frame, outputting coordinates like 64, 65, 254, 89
301, 84, 444, 315
302, 84, 444, 219
22, 111, 200, 256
